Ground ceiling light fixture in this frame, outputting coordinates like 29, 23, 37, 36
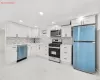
39, 12, 44, 16
19, 20, 23, 22
52, 21, 56, 24
34, 26, 38, 27
78, 16, 84, 21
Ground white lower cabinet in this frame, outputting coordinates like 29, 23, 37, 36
60, 44, 72, 64
30, 44, 39, 56
6, 45, 17, 64
38, 44, 48, 58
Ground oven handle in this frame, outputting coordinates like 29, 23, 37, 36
49, 47, 60, 49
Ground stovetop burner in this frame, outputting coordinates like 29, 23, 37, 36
49, 43, 61, 47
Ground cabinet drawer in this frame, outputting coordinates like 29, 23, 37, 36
61, 45, 72, 49
61, 52, 71, 58
61, 56, 71, 63
61, 49, 71, 54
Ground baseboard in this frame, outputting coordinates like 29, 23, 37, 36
61, 61, 72, 65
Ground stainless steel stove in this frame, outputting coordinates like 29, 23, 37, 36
49, 39, 62, 63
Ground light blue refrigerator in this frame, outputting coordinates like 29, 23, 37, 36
73, 25, 96, 73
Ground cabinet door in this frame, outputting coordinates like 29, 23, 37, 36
31, 45, 39, 56
28, 28, 32, 38
84, 16, 96, 25
6, 23, 31, 38
31, 29, 39, 38
31, 46, 36, 56
71, 19, 81, 26
18, 26, 28, 37
39, 45, 48, 58
6, 46, 17, 64
6, 24, 18, 37
62, 26, 71, 37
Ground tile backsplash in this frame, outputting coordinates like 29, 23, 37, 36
62, 37, 73, 45
6, 37, 36, 45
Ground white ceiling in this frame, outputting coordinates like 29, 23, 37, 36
0, 0, 100, 29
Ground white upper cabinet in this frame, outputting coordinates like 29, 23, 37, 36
6, 22, 40, 38
6, 23, 19, 37
51, 25, 61, 30
71, 19, 81, 27
28, 28, 32, 38
83, 15, 96, 25
31, 28, 40, 38
18, 26, 29, 37
71, 15, 96, 26
61, 25, 71, 37
6, 22, 29, 37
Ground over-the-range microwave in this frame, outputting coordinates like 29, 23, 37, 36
51, 29, 61, 37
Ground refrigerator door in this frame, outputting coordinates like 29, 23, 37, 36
73, 42, 95, 73
73, 25, 95, 41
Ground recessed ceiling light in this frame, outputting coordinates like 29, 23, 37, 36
34, 26, 38, 27
78, 16, 84, 21
19, 20, 23, 22
39, 12, 44, 16
52, 21, 56, 24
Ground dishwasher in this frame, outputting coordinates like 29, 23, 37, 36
17, 45, 27, 62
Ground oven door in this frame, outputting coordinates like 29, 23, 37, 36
49, 47, 60, 58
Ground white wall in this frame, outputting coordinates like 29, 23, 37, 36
0, 30, 5, 53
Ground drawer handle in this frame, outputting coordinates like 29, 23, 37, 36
64, 58, 67, 59
12, 47, 16, 48
64, 52, 67, 54
64, 47, 67, 48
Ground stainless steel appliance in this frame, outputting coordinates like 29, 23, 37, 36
17, 45, 27, 62
51, 29, 61, 37
49, 39, 62, 63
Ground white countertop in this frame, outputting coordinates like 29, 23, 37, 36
6, 43, 49, 47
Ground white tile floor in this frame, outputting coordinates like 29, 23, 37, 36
0, 56, 100, 80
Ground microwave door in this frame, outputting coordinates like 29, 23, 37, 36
51, 30, 56, 37
51, 30, 61, 37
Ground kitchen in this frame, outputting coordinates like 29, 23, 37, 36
0, 0, 100, 80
